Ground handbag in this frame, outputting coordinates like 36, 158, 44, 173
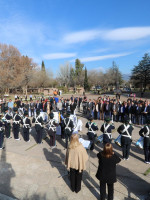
135, 136, 144, 149
114, 135, 121, 147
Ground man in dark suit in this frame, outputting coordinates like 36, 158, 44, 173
30, 100, 35, 117
142, 102, 150, 124
87, 99, 93, 118
104, 101, 111, 118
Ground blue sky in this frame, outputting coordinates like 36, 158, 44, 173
0, 0, 150, 77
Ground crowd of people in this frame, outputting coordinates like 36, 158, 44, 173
0, 94, 150, 199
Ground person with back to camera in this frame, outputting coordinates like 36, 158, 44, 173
117, 116, 134, 160
100, 117, 115, 146
62, 111, 74, 149
85, 114, 98, 150
139, 119, 150, 164
96, 143, 121, 200
47, 112, 58, 149
0, 116, 5, 149
32, 109, 44, 144
65, 134, 88, 193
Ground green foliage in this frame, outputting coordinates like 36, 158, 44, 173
75, 59, 84, 76
84, 67, 90, 91
41, 60, 46, 72
131, 53, 150, 91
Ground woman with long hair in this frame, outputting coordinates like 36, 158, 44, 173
96, 143, 121, 200
65, 134, 88, 193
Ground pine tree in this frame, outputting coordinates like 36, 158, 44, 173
84, 67, 89, 91
131, 53, 150, 92
41, 60, 46, 73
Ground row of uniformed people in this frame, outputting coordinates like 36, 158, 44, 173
0, 106, 75, 150
85, 115, 150, 163
1, 106, 150, 164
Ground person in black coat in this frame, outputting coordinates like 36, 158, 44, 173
70, 101, 76, 115
139, 119, 150, 164
61, 111, 74, 149
135, 103, 142, 125
12, 107, 22, 140
47, 113, 58, 148
0, 118, 5, 149
3, 106, 12, 139
100, 117, 115, 145
117, 116, 134, 160
22, 111, 31, 142
96, 143, 121, 200
85, 115, 98, 150
32, 109, 44, 144
104, 101, 111, 118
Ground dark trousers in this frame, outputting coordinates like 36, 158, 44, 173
36, 129, 43, 144
49, 132, 56, 146
122, 142, 131, 159
31, 109, 34, 117
13, 126, 20, 139
144, 146, 150, 162
100, 181, 114, 200
65, 131, 72, 148
5, 124, 11, 138
88, 132, 96, 150
23, 128, 30, 141
0, 132, 4, 148
70, 168, 82, 193
66, 134, 71, 149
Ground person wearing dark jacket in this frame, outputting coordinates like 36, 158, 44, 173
139, 119, 150, 164
70, 101, 76, 114
96, 143, 121, 200
12, 107, 22, 140
32, 109, 44, 144
3, 106, 12, 139
117, 116, 134, 160
0, 118, 5, 149
101, 117, 115, 145
47, 113, 58, 148
22, 111, 31, 142
85, 115, 98, 150
135, 103, 142, 125
61, 111, 74, 149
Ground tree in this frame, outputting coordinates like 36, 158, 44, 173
107, 61, 123, 89
41, 60, 46, 73
74, 59, 84, 86
20, 56, 37, 95
84, 67, 89, 91
57, 62, 72, 87
131, 53, 150, 92
0, 43, 37, 95
0, 44, 21, 93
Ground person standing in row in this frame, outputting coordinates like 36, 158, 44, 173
62, 111, 74, 149
12, 107, 22, 140
22, 111, 31, 142
65, 134, 88, 193
0, 117, 5, 149
3, 106, 12, 139
32, 109, 44, 144
47, 113, 58, 149
85, 115, 98, 150
139, 119, 150, 164
96, 143, 121, 200
101, 117, 115, 146
117, 116, 134, 160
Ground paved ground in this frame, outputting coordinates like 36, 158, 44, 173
0, 94, 150, 200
